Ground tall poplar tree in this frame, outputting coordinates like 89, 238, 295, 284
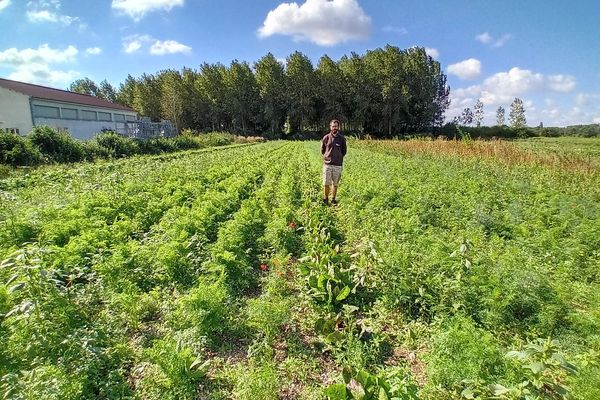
509, 98, 526, 128
473, 99, 484, 127
496, 106, 505, 126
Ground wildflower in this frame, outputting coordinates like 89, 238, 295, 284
259, 263, 268, 271
288, 222, 296, 229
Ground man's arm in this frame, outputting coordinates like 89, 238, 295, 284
321, 136, 326, 155
342, 136, 347, 156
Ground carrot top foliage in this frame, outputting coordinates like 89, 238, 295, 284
1, 138, 598, 399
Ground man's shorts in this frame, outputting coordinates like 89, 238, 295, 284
322, 164, 343, 186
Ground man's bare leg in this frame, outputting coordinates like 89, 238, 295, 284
332, 185, 338, 200
324, 185, 330, 202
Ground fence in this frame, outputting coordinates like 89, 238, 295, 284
114, 119, 175, 139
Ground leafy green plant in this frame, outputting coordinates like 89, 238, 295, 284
325, 366, 418, 400
493, 338, 577, 399
298, 225, 366, 306
135, 338, 210, 400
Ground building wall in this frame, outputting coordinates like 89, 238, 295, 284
0, 87, 33, 134
31, 99, 138, 140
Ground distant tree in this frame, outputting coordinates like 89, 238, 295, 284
134, 73, 162, 122
98, 80, 117, 103
69, 77, 100, 96
402, 47, 450, 131
509, 97, 526, 128
473, 99, 484, 127
159, 69, 184, 133
339, 52, 378, 134
364, 45, 407, 136
316, 54, 346, 129
460, 107, 474, 126
285, 51, 317, 133
254, 53, 287, 135
116, 74, 137, 107
223, 60, 261, 133
496, 106, 505, 126
198, 63, 229, 130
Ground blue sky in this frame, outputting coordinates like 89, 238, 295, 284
0, 0, 599, 126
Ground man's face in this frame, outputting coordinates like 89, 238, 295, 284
330, 121, 339, 134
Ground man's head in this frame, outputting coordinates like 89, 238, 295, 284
330, 119, 340, 135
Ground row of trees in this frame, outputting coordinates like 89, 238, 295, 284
455, 98, 527, 129
69, 46, 450, 137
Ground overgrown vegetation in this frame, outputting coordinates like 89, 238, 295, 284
0, 126, 261, 167
0, 138, 598, 398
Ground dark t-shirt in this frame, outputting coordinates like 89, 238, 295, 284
321, 132, 347, 166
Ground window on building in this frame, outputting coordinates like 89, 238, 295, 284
126, 114, 137, 122
3, 128, 20, 134
113, 113, 125, 122
61, 108, 78, 119
33, 105, 60, 118
98, 112, 111, 121
81, 110, 97, 120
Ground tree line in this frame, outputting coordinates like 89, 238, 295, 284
69, 45, 450, 137
454, 97, 527, 129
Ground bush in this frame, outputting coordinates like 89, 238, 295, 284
424, 315, 505, 388
483, 267, 569, 336
173, 133, 201, 150
135, 138, 169, 155
0, 131, 42, 166
0, 164, 11, 179
27, 126, 85, 163
196, 132, 236, 147
169, 278, 231, 343
91, 131, 139, 158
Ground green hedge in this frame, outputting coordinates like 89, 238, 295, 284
0, 127, 253, 168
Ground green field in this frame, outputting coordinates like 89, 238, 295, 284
1, 139, 599, 399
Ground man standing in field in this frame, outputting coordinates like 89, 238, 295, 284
321, 119, 347, 205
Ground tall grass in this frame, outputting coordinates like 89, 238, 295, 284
361, 138, 600, 173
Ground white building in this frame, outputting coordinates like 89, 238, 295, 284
0, 78, 138, 140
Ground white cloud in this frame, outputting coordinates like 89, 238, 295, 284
447, 58, 481, 80
475, 32, 513, 48
112, 0, 184, 22
124, 40, 142, 53
454, 68, 575, 107
150, 39, 191, 55
447, 68, 589, 126
547, 74, 576, 92
122, 34, 152, 53
475, 32, 492, 44
0, 43, 80, 86
122, 34, 190, 55
0, 43, 78, 65
7, 63, 78, 86
593, 117, 600, 124
258, 0, 371, 46
492, 34, 512, 48
382, 25, 407, 35
576, 93, 600, 107
85, 47, 102, 56
425, 47, 439, 59
0, 0, 12, 12
26, 0, 80, 26
480, 67, 544, 104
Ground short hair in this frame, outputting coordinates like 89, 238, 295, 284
330, 119, 340, 125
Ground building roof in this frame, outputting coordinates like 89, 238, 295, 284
0, 78, 135, 113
